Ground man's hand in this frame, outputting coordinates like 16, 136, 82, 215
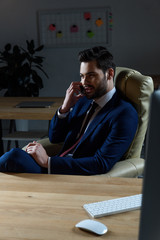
25, 141, 49, 168
60, 82, 84, 113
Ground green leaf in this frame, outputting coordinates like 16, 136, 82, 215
34, 65, 49, 78
26, 40, 35, 55
32, 56, 43, 64
5, 43, 11, 52
35, 45, 44, 52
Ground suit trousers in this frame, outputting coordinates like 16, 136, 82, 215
0, 148, 47, 173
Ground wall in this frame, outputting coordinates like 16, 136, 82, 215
0, 0, 159, 147
0, 0, 160, 97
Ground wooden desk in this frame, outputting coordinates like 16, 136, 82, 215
0, 173, 142, 240
0, 97, 63, 120
0, 97, 64, 154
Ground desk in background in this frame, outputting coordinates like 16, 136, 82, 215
0, 97, 64, 155
0, 173, 142, 240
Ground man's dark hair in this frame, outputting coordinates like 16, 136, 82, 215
78, 46, 116, 74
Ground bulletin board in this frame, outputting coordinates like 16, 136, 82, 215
38, 7, 112, 48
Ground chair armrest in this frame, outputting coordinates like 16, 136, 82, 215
97, 158, 145, 178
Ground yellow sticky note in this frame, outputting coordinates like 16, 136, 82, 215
56, 31, 63, 38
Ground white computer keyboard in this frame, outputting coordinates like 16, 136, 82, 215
83, 194, 142, 218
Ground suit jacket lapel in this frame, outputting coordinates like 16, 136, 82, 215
80, 92, 118, 142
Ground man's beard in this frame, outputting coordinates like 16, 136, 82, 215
86, 76, 108, 99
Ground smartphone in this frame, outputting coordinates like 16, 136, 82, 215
80, 85, 85, 94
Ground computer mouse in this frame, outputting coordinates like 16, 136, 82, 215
75, 219, 108, 235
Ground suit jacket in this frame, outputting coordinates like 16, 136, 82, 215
48, 91, 138, 175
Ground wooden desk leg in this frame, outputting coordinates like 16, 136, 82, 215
0, 120, 4, 156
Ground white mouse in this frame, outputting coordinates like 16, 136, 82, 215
75, 219, 108, 235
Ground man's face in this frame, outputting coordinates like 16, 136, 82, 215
80, 61, 108, 99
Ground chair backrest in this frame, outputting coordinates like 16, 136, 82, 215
115, 67, 154, 159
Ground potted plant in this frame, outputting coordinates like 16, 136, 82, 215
0, 40, 48, 97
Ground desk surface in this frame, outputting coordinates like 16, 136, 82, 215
0, 97, 64, 120
0, 173, 142, 240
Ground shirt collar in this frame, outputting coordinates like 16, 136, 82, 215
94, 87, 116, 108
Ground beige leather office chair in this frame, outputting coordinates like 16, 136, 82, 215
26, 67, 154, 177
101, 67, 153, 177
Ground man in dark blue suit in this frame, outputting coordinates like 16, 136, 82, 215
0, 46, 138, 175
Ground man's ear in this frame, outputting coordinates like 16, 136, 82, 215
106, 68, 114, 80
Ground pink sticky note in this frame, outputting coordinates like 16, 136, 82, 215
70, 25, 78, 32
